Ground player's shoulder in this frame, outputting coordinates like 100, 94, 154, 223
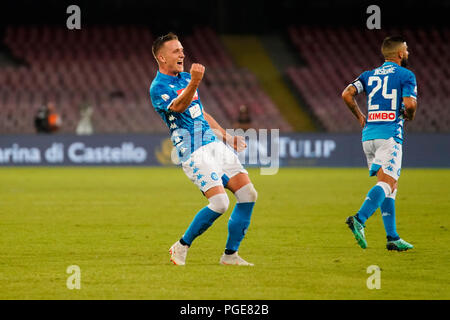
150, 73, 171, 94
360, 69, 371, 77
397, 66, 416, 78
150, 82, 171, 103
149, 79, 162, 95
355, 69, 371, 83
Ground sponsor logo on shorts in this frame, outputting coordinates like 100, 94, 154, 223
368, 111, 396, 122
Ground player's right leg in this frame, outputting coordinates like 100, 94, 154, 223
169, 185, 228, 265
221, 173, 256, 266
381, 182, 400, 242
169, 144, 229, 265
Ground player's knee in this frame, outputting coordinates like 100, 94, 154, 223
378, 170, 396, 192
235, 183, 258, 203
207, 193, 229, 214
376, 181, 392, 196
248, 184, 258, 202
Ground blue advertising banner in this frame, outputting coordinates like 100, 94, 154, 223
0, 133, 449, 167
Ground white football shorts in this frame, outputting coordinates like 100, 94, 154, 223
362, 137, 403, 181
181, 141, 248, 192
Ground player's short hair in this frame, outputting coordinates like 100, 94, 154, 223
152, 32, 179, 60
381, 36, 406, 58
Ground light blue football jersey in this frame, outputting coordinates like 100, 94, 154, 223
150, 71, 216, 161
352, 61, 417, 144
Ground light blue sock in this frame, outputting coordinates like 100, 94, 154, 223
356, 183, 390, 225
225, 202, 255, 252
381, 194, 400, 241
181, 206, 222, 246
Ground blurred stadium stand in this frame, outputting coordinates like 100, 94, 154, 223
1, 25, 162, 133
286, 26, 450, 133
1, 0, 449, 134
185, 27, 292, 132
0, 25, 290, 133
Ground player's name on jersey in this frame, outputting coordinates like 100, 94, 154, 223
374, 66, 396, 75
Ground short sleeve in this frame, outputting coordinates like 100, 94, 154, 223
351, 72, 367, 94
150, 83, 178, 112
402, 71, 417, 99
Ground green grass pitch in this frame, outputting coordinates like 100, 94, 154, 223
0, 167, 449, 299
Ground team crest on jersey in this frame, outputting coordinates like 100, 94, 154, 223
374, 65, 396, 75
177, 88, 198, 101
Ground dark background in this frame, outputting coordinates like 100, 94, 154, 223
1, 0, 449, 33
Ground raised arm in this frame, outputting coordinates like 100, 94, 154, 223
169, 63, 205, 113
341, 84, 366, 128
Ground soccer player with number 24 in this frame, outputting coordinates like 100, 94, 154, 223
342, 36, 418, 251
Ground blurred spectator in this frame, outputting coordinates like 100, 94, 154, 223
233, 105, 253, 130
76, 102, 94, 135
34, 102, 62, 133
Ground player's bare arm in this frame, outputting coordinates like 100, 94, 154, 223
342, 84, 366, 128
402, 96, 417, 120
169, 63, 205, 113
203, 111, 247, 152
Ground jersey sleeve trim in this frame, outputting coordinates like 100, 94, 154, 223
351, 79, 364, 94
166, 98, 177, 110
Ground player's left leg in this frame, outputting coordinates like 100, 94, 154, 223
381, 181, 399, 241
380, 181, 414, 251
220, 173, 257, 266
355, 167, 395, 226
347, 139, 396, 249
180, 186, 229, 246
211, 141, 256, 265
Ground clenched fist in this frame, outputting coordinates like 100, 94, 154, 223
190, 63, 205, 85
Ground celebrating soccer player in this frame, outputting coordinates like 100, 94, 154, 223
341, 36, 417, 251
149, 33, 257, 265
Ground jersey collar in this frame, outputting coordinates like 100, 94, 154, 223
382, 61, 399, 67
